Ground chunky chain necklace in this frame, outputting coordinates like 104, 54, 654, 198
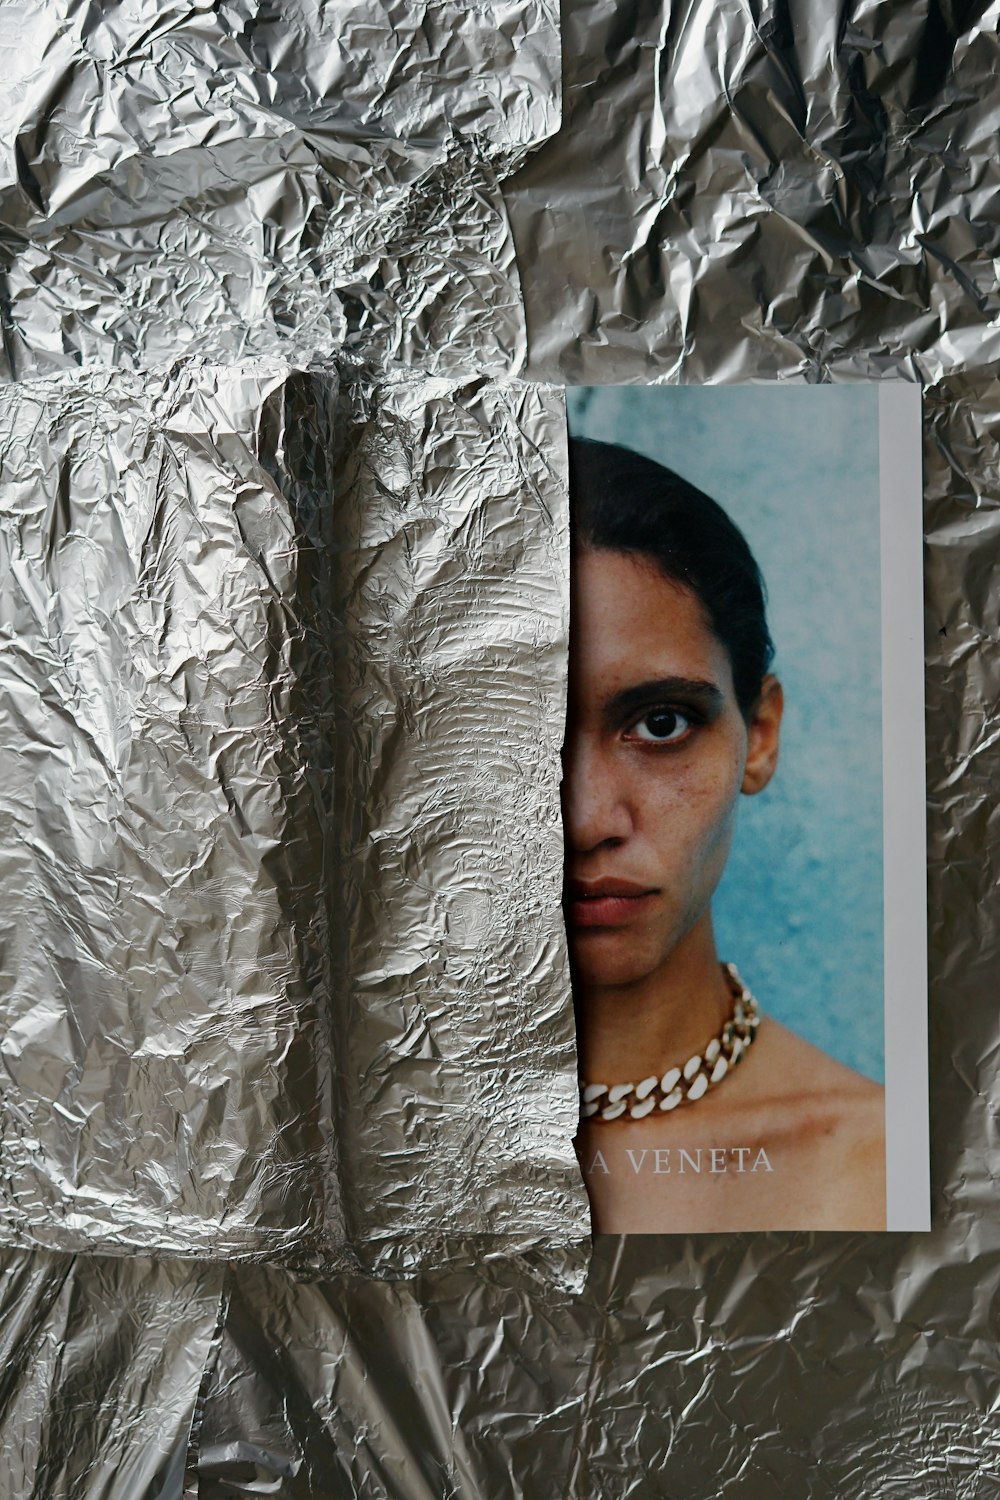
579, 964, 760, 1123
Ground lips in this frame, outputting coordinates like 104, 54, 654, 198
564, 877, 659, 929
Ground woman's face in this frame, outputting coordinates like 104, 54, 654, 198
562, 547, 781, 991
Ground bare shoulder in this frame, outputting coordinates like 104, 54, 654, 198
748, 1019, 886, 1229
759, 1018, 884, 1111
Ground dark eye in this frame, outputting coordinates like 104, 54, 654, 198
631, 707, 693, 743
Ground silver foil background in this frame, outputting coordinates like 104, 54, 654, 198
326, 372, 583, 1273
0, 360, 584, 1273
0, 363, 338, 1262
2, 0, 999, 1495
0, 0, 558, 377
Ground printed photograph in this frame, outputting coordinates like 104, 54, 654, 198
564, 385, 927, 1233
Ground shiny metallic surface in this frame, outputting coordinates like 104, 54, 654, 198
0, 0, 559, 378
2, 0, 998, 1492
0, 362, 340, 1262
0, 1250, 225, 1500
0, 362, 584, 1271
507, 0, 1000, 386
192, 1241, 1000, 1497
326, 370, 584, 1275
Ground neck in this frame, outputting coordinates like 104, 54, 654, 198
574, 915, 733, 1083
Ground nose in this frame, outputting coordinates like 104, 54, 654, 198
561, 733, 633, 854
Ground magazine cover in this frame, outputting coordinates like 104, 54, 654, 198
564, 384, 927, 1232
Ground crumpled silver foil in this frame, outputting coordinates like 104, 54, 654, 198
0, 361, 340, 1261
0, 1248, 225, 1498
0, 360, 585, 1273
326, 370, 585, 1273
3, 0, 1000, 1494
0, 0, 558, 378
191, 1240, 1000, 1497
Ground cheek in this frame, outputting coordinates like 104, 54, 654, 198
640, 756, 743, 866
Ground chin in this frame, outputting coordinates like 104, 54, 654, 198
568, 936, 660, 991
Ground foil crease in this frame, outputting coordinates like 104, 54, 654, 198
0, 361, 339, 1260
192, 1241, 1000, 1497
3, 0, 1000, 1494
0, 1249, 225, 1500
326, 371, 585, 1275
0, 360, 586, 1269
0, 0, 559, 379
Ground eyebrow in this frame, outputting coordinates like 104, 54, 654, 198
603, 677, 726, 726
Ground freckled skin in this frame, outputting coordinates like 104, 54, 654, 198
563, 551, 764, 1007
564, 549, 886, 1232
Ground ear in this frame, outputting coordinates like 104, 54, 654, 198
741, 675, 783, 795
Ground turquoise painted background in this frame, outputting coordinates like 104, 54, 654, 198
567, 386, 884, 1083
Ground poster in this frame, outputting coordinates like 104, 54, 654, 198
565, 384, 928, 1232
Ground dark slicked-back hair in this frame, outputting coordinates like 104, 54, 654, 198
568, 437, 774, 717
